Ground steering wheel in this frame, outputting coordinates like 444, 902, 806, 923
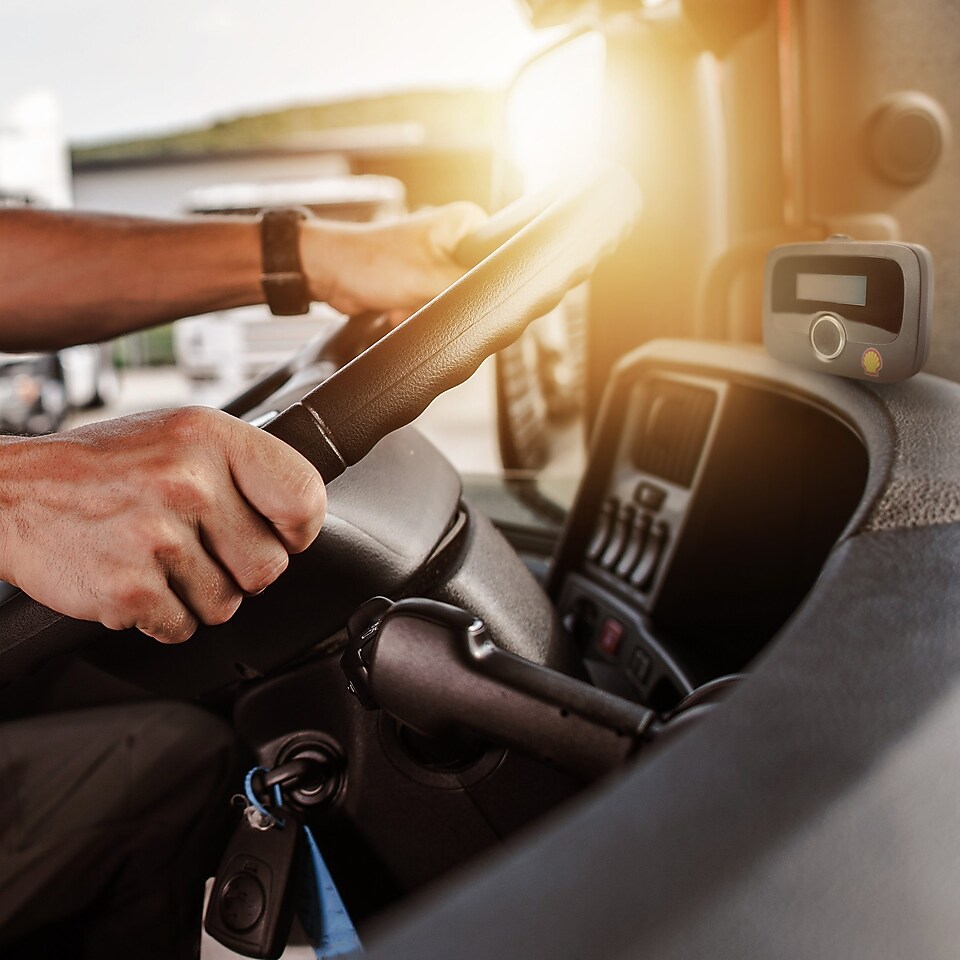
219, 186, 586, 425
222, 188, 574, 422
0, 167, 641, 685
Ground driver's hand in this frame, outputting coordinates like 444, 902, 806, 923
0, 407, 326, 644
300, 202, 487, 324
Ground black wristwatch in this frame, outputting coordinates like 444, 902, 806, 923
259, 207, 312, 316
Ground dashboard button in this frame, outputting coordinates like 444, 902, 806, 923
562, 597, 598, 647
587, 498, 618, 561
600, 503, 635, 570
629, 647, 651, 683
615, 511, 652, 579
597, 617, 625, 657
634, 481, 666, 512
629, 519, 669, 592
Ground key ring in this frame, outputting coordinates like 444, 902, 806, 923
244, 765, 286, 828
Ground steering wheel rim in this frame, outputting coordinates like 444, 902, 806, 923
263, 167, 641, 480
225, 181, 603, 422
224, 184, 583, 423
0, 166, 641, 684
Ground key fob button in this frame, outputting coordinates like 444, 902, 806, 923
219, 873, 266, 932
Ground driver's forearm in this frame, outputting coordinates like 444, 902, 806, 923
0, 209, 264, 351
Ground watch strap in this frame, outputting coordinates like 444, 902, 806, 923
260, 207, 311, 316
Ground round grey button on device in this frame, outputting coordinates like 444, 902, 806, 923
810, 313, 846, 361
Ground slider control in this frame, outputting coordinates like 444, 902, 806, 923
629, 519, 669, 592
600, 503, 636, 570
615, 512, 652, 579
587, 498, 618, 561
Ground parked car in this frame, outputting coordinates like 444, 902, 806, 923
1, 2, 959, 959
0, 343, 118, 435
0, 352, 66, 435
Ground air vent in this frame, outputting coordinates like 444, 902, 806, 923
631, 379, 716, 487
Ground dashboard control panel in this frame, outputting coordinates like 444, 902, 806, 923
576, 373, 722, 610
548, 345, 870, 710
549, 368, 726, 706
587, 489, 669, 593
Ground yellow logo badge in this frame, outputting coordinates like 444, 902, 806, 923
861, 348, 883, 377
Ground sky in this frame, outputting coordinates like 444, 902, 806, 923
0, 0, 554, 143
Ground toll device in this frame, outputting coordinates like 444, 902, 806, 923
763, 236, 933, 382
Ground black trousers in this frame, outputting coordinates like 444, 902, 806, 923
0, 700, 240, 959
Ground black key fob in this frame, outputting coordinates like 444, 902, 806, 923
205, 812, 303, 959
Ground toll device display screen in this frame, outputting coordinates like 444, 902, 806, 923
796, 273, 867, 307
772, 255, 904, 335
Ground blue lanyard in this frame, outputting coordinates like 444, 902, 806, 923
299, 822, 363, 958
243, 766, 363, 958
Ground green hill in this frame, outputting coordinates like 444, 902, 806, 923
72, 89, 501, 167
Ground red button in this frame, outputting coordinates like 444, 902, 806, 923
597, 617, 624, 656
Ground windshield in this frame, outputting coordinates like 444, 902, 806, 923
2, 1, 548, 145
1, 1, 585, 526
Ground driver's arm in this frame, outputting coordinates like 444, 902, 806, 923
0, 202, 485, 644
0, 202, 486, 351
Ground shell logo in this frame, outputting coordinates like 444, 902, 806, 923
861, 348, 883, 377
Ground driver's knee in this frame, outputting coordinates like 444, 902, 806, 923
0, 700, 242, 958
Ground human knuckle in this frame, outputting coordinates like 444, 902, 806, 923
140, 520, 186, 566
283, 519, 321, 555
270, 468, 325, 552
148, 611, 197, 645
291, 470, 327, 522
166, 405, 216, 440
109, 579, 161, 619
203, 589, 244, 626
158, 472, 213, 514
240, 549, 289, 594
100, 611, 129, 632
167, 624, 196, 645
